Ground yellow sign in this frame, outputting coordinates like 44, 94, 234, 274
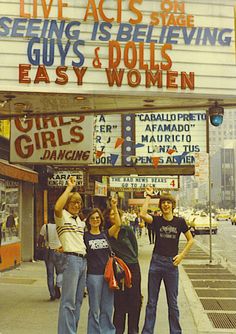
0, 120, 10, 139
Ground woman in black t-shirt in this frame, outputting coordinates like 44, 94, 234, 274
84, 198, 121, 334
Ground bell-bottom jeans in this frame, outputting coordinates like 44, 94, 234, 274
58, 254, 87, 334
141, 253, 181, 334
87, 274, 116, 334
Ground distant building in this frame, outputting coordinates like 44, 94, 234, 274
211, 145, 236, 209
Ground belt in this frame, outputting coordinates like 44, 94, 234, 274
64, 252, 86, 258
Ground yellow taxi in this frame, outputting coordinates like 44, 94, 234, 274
215, 211, 231, 221
191, 212, 218, 234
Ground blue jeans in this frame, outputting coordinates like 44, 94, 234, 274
58, 254, 87, 334
87, 274, 115, 334
45, 249, 65, 298
142, 254, 181, 334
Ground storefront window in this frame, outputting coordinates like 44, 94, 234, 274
0, 178, 20, 245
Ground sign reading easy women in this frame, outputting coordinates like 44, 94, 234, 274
0, 0, 235, 95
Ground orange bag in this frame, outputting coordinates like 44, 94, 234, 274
104, 256, 132, 290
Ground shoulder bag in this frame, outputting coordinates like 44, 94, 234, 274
103, 232, 132, 290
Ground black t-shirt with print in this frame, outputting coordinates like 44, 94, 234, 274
84, 232, 110, 275
152, 216, 189, 257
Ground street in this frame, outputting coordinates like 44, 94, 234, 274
194, 219, 236, 270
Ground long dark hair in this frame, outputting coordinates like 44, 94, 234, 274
85, 208, 104, 231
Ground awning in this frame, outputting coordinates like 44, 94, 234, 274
0, 159, 38, 183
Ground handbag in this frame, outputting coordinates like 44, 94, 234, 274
113, 256, 125, 282
103, 233, 132, 290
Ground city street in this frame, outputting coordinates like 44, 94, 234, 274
194, 220, 236, 270
0, 234, 198, 334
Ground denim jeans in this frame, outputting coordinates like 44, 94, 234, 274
45, 249, 65, 298
58, 254, 87, 334
87, 274, 116, 334
142, 254, 181, 334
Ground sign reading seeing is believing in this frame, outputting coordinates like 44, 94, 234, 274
10, 116, 94, 164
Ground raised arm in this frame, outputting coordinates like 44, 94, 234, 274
54, 176, 76, 218
140, 186, 154, 224
108, 197, 122, 237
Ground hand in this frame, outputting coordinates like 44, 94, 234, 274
145, 186, 154, 197
67, 176, 77, 189
55, 246, 64, 253
172, 254, 183, 266
110, 197, 118, 208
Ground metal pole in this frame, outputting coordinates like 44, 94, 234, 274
208, 152, 213, 263
206, 113, 213, 263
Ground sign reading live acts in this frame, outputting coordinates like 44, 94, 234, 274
10, 116, 94, 164
0, 0, 233, 92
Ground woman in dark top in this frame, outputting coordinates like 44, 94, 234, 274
84, 198, 121, 334
103, 203, 142, 334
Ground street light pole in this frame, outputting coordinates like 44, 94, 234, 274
206, 113, 213, 263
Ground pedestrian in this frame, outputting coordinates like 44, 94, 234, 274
146, 210, 155, 244
103, 201, 142, 334
140, 186, 194, 334
6, 209, 16, 237
54, 176, 87, 334
84, 199, 120, 334
38, 217, 65, 301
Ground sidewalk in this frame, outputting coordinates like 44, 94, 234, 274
0, 234, 199, 334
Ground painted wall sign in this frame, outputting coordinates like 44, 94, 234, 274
109, 175, 179, 190
0, 0, 235, 96
10, 115, 94, 164
48, 170, 84, 187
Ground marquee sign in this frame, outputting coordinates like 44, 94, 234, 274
135, 111, 207, 165
0, 0, 235, 96
109, 175, 179, 190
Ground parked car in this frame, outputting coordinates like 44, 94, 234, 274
191, 212, 218, 234
231, 214, 236, 225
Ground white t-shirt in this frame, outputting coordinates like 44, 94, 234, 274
39, 223, 61, 250
54, 209, 86, 254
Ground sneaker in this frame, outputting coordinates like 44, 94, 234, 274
55, 285, 61, 299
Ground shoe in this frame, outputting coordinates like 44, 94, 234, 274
55, 285, 61, 299
49, 296, 56, 301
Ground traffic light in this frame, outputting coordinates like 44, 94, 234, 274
208, 102, 224, 127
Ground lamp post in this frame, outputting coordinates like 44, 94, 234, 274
207, 101, 224, 263
206, 114, 213, 263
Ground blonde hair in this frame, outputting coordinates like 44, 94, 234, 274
65, 192, 83, 210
